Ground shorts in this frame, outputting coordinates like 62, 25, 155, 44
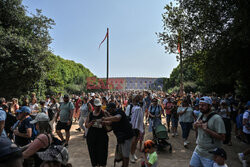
171, 118, 178, 128
121, 137, 133, 158
56, 121, 72, 131
190, 151, 214, 167
166, 114, 171, 123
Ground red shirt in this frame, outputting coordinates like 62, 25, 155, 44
165, 102, 173, 115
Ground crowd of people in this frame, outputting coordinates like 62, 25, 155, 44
0, 90, 249, 167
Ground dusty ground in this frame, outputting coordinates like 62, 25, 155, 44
65, 121, 245, 167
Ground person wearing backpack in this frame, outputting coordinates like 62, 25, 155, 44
55, 95, 74, 147
22, 113, 62, 167
148, 98, 163, 134
190, 96, 226, 167
13, 106, 33, 147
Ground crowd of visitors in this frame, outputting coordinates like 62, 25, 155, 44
0, 90, 249, 167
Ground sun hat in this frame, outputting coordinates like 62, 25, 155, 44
37, 145, 69, 165
199, 96, 212, 105
94, 98, 102, 106
30, 113, 49, 124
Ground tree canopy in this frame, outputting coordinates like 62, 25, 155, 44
158, 0, 250, 100
0, 0, 94, 99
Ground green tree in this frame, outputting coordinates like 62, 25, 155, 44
0, 0, 54, 99
159, 0, 250, 99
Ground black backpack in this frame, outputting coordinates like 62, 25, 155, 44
198, 112, 218, 144
199, 112, 217, 123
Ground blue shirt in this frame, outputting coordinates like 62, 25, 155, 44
0, 108, 7, 138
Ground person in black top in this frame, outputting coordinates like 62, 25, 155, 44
103, 103, 134, 167
14, 106, 33, 147
85, 98, 109, 167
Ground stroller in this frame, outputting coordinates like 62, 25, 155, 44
152, 118, 172, 153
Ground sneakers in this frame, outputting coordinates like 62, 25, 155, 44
130, 156, 136, 163
133, 154, 138, 160
130, 154, 137, 163
184, 140, 190, 147
76, 128, 81, 132
175, 133, 178, 136
238, 153, 244, 163
172, 133, 175, 137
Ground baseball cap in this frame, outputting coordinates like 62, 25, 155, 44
37, 145, 69, 165
91, 93, 95, 97
209, 148, 227, 160
63, 94, 69, 99
30, 113, 49, 124
0, 137, 21, 162
16, 106, 31, 114
199, 96, 212, 105
94, 98, 102, 106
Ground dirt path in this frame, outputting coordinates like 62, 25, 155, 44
66, 121, 244, 167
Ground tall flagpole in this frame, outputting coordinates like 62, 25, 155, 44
107, 28, 109, 90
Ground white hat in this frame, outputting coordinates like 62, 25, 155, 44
94, 98, 102, 106
91, 93, 95, 97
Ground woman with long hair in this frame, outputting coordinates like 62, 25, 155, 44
22, 113, 61, 167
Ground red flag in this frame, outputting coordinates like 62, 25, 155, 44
177, 34, 181, 53
177, 43, 180, 53
99, 31, 108, 49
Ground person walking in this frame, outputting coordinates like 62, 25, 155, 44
55, 95, 74, 147
177, 99, 194, 147
189, 96, 226, 167
103, 102, 134, 167
85, 98, 109, 167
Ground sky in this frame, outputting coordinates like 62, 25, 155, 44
22, 0, 178, 78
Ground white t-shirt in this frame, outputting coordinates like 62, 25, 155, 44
218, 107, 231, 119
213, 162, 228, 167
243, 110, 250, 134
30, 103, 39, 111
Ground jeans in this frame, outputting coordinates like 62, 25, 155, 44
179, 122, 192, 140
190, 151, 214, 167
79, 116, 88, 135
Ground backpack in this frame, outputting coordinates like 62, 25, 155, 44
199, 112, 217, 123
198, 112, 218, 144
149, 104, 160, 118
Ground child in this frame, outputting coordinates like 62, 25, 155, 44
209, 148, 228, 167
141, 140, 158, 167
